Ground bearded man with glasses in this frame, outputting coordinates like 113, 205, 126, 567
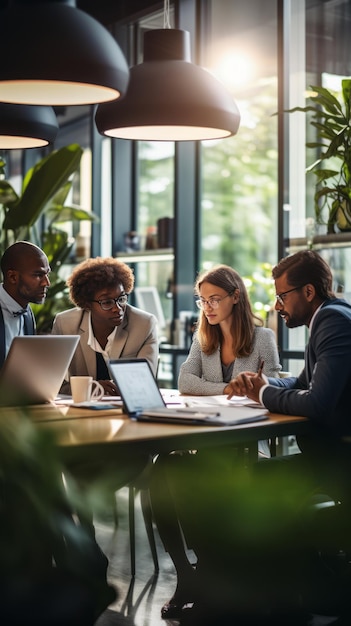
229, 249, 351, 430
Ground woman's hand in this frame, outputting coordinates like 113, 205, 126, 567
99, 379, 119, 396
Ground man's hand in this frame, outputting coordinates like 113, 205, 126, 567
226, 369, 267, 404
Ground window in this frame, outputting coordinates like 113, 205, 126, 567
200, 0, 278, 279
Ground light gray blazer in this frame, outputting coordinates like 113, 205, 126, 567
52, 304, 159, 392
178, 326, 281, 395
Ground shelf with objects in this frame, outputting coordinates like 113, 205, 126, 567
115, 249, 183, 388
286, 232, 351, 253
115, 249, 198, 388
116, 249, 174, 327
116, 248, 174, 263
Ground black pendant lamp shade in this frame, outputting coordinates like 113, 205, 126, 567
95, 29, 241, 142
0, 0, 129, 106
0, 103, 58, 149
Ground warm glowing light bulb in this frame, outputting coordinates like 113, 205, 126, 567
211, 52, 255, 90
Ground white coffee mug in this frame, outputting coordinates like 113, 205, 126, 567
70, 376, 104, 403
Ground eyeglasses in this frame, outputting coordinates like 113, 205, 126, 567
275, 286, 305, 307
195, 292, 233, 310
92, 294, 128, 310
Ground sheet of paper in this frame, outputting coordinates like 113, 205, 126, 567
177, 394, 263, 409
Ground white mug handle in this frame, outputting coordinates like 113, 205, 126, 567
90, 380, 105, 401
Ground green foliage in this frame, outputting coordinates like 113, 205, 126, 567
243, 262, 275, 323
0, 144, 99, 332
284, 79, 351, 233
0, 409, 116, 603
0, 411, 76, 574
201, 83, 278, 274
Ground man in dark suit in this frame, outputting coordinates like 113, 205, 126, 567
0, 241, 50, 367
229, 249, 351, 440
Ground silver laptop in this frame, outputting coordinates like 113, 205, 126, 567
0, 335, 79, 406
108, 358, 268, 426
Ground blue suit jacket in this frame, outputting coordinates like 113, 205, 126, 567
263, 298, 351, 436
0, 306, 36, 369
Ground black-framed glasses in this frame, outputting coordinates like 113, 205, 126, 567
195, 292, 234, 310
92, 294, 128, 310
275, 285, 305, 307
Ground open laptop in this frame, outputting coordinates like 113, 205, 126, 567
108, 358, 268, 426
0, 335, 80, 406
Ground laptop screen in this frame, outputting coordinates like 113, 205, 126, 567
108, 358, 166, 416
0, 335, 79, 406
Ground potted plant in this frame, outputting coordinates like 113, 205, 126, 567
0, 144, 98, 331
285, 78, 351, 234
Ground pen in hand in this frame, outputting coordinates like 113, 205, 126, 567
256, 359, 264, 377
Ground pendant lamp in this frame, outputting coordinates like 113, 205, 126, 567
0, 103, 58, 149
0, 0, 129, 106
95, 28, 241, 141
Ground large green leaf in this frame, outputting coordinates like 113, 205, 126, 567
46, 205, 99, 224
0, 180, 19, 206
311, 168, 339, 182
342, 79, 351, 120
48, 181, 73, 208
309, 85, 344, 114
3, 144, 83, 231
41, 230, 75, 269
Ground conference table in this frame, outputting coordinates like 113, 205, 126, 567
15, 399, 312, 466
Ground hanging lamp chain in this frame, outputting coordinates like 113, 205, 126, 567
163, 0, 171, 29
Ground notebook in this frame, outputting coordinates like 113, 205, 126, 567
0, 335, 80, 406
108, 358, 268, 426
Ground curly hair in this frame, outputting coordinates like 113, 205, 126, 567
195, 264, 263, 357
67, 257, 135, 309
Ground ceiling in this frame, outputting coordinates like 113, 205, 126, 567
77, 0, 160, 25
0, 0, 161, 127
0, 1, 160, 25
1, 1, 349, 129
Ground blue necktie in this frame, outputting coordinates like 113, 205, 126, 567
13, 309, 34, 335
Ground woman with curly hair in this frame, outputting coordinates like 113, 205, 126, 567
52, 256, 158, 396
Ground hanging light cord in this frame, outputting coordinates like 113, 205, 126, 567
163, 0, 171, 29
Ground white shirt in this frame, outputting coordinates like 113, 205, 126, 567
86, 310, 117, 365
0, 284, 28, 357
308, 303, 323, 336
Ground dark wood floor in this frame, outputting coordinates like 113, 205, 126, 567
93, 487, 344, 626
